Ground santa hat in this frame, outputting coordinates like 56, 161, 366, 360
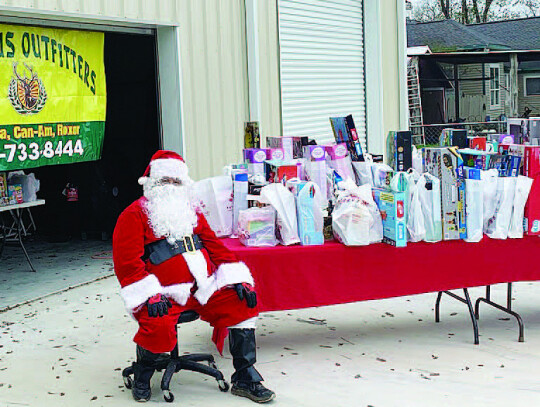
138, 150, 190, 186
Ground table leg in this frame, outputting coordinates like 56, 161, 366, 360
16, 207, 36, 272
474, 283, 524, 342
434, 289, 479, 345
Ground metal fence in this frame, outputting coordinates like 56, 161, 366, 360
410, 121, 507, 146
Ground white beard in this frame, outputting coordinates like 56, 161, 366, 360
143, 182, 198, 244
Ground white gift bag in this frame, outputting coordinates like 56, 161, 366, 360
333, 179, 383, 245
416, 174, 443, 243
259, 183, 300, 245
486, 177, 517, 240
508, 176, 534, 239
192, 175, 233, 237
464, 178, 483, 242
481, 169, 500, 233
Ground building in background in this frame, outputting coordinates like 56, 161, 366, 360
0, 0, 407, 182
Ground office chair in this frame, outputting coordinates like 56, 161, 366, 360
122, 310, 229, 402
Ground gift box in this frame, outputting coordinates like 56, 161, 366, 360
266, 136, 308, 161
265, 160, 299, 184
372, 188, 407, 247
424, 147, 467, 240
265, 148, 285, 161
440, 128, 468, 149
244, 121, 260, 149
386, 131, 412, 172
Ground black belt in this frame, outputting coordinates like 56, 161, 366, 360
142, 235, 203, 265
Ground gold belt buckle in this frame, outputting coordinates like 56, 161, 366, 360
183, 235, 196, 254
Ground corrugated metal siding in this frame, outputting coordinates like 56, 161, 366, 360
518, 73, 540, 116
177, 0, 249, 180
258, 0, 282, 139
0, 0, 178, 23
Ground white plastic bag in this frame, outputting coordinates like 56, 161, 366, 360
259, 183, 300, 245
333, 179, 383, 245
464, 179, 483, 242
486, 177, 516, 239
482, 169, 499, 233
371, 163, 394, 189
192, 176, 233, 237
508, 176, 534, 239
238, 207, 278, 247
412, 145, 423, 173
407, 180, 426, 242
351, 154, 374, 186
8, 172, 40, 202
416, 173, 443, 242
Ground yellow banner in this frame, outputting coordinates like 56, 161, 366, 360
0, 23, 106, 125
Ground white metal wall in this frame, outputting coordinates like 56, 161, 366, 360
278, 0, 366, 148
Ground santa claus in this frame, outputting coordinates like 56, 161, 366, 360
112, 150, 275, 403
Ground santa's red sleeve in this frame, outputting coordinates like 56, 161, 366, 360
113, 205, 162, 312
195, 212, 254, 292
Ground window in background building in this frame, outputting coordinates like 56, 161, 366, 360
490, 65, 500, 108
524, 76, 540, 96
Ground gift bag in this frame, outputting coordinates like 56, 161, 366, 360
259, 183, 300, 245
351, 154, 374, 186
238, 207, 278, 247
486, 177, 517, 240
508, 176, 534, 239
481, 169, 499, 234
416, 173, 443, 243
296, 182, 324, 245
464, 178, 483, 243
192, 175, 233, 237
333, 179, 383, 245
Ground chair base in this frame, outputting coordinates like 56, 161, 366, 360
122, 348, 229, 403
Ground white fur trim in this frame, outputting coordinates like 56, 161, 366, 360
138, 176, 149, 185
161, 283, 193, 306
182, 250, 219, 305
194, 275, 219, 305
120, 274, 162, 311
229, 316, 258, 329
215, 262, 254, 290
150, 158, 189, 181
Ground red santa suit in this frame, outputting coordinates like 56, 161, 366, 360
113, 154, 258, 354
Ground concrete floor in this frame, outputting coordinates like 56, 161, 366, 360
1, 253, 539, 407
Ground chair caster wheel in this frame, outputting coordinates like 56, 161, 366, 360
218, 379, 229, 392
123, 376, 133, 389
163, 389, 174, 403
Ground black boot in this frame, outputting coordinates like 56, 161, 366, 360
229, 328, 275, 403
132, 345, 169, 402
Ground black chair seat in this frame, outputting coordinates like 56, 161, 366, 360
178, 310, 200, 324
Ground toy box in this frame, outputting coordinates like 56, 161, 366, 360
424, 147, 467, 240
8, 184, 23, 204
265, 148, 284, 161
244, 121, 260, 149
386, 131, 412, 171
440, 128, 468, 149
458, 148, 495, 170
0, 172, 7, 198
243, 148, 267, 177
325, 144, 354, 181
266, 136, 308, 161
329, 115, 364, 161
265, 160, 299, 184
469, 136, 487, 151
507, 145, 540, 177
372, 188, 407, 247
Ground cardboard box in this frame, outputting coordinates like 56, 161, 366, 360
8, 184, 23, 204
266, 136, 308, 161
264, 160, 299, 184
243, 148, 267, 177
0, 172, 7, 199
244, 121, 260, 149
507, 145, 540, 177
372, 188, 407, 247
329, 115, 364, 161
265, 148, 284, 161
458, 148, 495, 170
440, 128, 468, 149
424, 147, 467, 240
386, 131, 412, 172
303, 145, 327, 202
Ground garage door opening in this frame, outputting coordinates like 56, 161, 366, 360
31, 31, 161, 242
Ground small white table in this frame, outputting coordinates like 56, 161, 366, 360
0, 199, 45, 272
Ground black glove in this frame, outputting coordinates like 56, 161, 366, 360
146, 294, 172, 317
234, 283, 257, 308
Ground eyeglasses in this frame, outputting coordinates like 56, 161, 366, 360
157, 177, 183, 186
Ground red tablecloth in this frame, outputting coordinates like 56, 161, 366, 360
222, 237, 540, 312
